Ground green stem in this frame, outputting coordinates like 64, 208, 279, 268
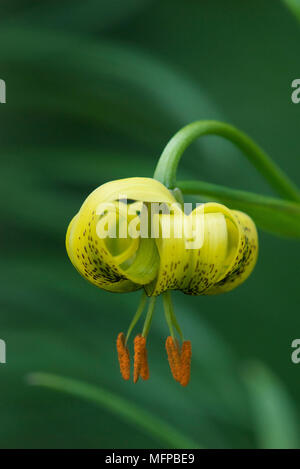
27, 372, 200, 449
154, 120, 300, 202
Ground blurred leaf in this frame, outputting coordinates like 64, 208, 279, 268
0, 148, 154, 184
178, 180, 300, 238
283, 0, 300, 22
0, 148, 154, 236
0, 28, 222, 145
0, 27, 249, 186
1, 0, 154, 33
243, 363, 299, 449
0, 255, 252, 448
28, 372, 201, 449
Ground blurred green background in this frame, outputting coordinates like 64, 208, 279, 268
1, 0, 300, 449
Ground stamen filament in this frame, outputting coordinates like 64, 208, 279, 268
163, 292, 175, 339
141, 296, 156, 338
125, 291, 147, 344
163, 291, 184, 342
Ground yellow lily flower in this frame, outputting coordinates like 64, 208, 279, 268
66, 176, 258, 386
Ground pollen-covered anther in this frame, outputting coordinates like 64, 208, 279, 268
165, 336, 182, 382
116, 332, 130, 381
179, 340, 192, 387
140, 344, 150, 381
133, 335, 148, 383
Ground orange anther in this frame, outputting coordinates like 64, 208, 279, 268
140, 345, 150, 381
134, 335, 147, 383
179, 341, 192, 387
165, 336, 182, 382
116, 332, 130, 380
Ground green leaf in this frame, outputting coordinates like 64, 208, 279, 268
27, 372, 201, 449
243, 363, 299, 449
283, 0, 300, 22
0, 28, 222, 147
178, 180, 300, 238
3, 0, 152, 34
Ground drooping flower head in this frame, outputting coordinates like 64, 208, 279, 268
66, 176, 258, 385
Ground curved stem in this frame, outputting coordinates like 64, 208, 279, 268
154, 120, 300, 202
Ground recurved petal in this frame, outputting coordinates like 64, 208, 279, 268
182, 210, 229, 295
145, 211, 190, 296
66, 206, 140, 292
205, 209, 258, 295
66, 178, 176, 293
79, 177, 176, 208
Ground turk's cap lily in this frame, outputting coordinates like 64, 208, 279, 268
66, 177, 258, 297
64, 116, 300, 385
66, 177, 258, 386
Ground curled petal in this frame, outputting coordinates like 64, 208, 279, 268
66, 179, 258, 296
204, 207, 258, 295
145, 202, 258, 296
66, 178, 176, 293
